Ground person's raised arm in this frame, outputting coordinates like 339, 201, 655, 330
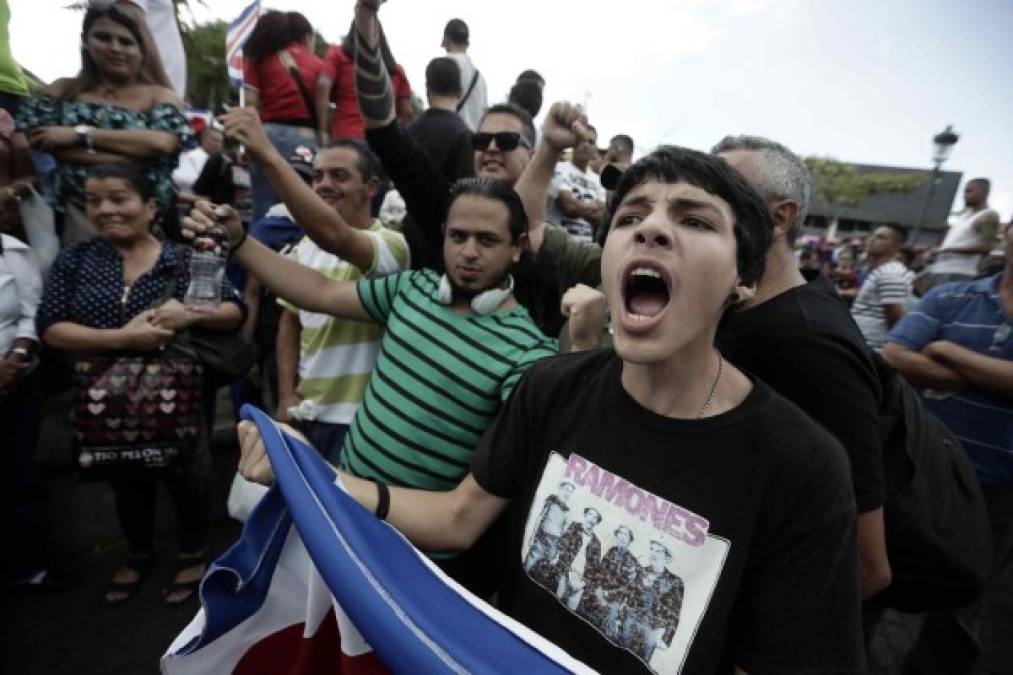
183, 201, 373, 322
218, 106, 377, 271
514, 101, 588, 255
236, 420, 509, 551
349, 1, 449, 262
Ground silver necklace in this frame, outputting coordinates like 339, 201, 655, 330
697, 352, 723, 418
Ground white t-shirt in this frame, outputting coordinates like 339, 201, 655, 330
0, 234, 42, 354
851, 260, 914, 351
930, 207, 1001, 275
547, 162, 606, 242
445, 52, 487, 132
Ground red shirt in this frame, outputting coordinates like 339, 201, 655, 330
244, 43, 334, 124
323, 45, 412, 140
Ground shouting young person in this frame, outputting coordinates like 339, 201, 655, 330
235, 146, 864, 674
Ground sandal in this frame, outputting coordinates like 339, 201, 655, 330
104, 555, 152, 606
163, 551, 207, 606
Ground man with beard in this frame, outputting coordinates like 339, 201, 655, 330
185, 120, 557, 581
237, 146, 863, 674
350, 1, 602, 333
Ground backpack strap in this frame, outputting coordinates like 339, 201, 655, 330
279, 49, 320, 132
457, 70, 480, 113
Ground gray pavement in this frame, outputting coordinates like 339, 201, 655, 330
1, 390, 243, 675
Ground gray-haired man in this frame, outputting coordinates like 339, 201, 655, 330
711, 135, 893, 604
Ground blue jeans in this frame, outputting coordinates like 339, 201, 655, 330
298, 420, 349, 466
250, 123, 318, 223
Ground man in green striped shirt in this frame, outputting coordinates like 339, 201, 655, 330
190, 111, 558, 497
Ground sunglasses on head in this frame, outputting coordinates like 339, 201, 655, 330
471, 131, 531, 152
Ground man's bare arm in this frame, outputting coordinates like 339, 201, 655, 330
236, 419, 508, 551
275, 309, 303, 423
924, 340, 1013, 397
184, 202, 373, 322
858, 508, 892, 599
513, 102, 588, 255
218, 106, 377, 271
881, 342, 968, 390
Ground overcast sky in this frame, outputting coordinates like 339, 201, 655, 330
10, 0, 1013, 219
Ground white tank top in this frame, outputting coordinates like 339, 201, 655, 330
932, 207, 999, 275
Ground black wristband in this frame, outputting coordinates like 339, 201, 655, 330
231, 229, 248, 253
374, 480, 390, 520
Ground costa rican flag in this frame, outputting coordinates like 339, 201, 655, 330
225, 1, 260, 89
161, 405, 597, 674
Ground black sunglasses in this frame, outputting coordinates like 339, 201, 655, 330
471, 132, 531, 152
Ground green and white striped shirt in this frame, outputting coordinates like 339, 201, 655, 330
278, 219, 409, 424
342, 268, 558, 491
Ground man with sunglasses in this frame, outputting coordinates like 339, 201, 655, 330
882, 221, 1013, 672
349, 1, 603, 319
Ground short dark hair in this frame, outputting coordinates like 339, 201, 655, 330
86, 163, 155, 202
968, 177, 991, 193
507, 80, 543, 119
443, 18, 469, 46
516, 69, 545, 87
285, 12, 313, 43
610, 134, 634, 155
609, 146, 773, 286
480, 103, 537, 149
320, 139, 377, 182
881, 222, 909, 244
425, 57, 462, 98
447, 177, 528, 242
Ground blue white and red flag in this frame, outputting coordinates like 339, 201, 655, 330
162, 405, 596, 675
225, 1, 260, 89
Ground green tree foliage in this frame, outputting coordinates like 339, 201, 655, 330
804, 157, 926, 212
181, 20, 236, 110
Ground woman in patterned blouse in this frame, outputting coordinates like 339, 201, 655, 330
38, 164, 243, 606
15, 4, 189, 245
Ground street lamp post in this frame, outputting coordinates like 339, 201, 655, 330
912, 125, 959, 243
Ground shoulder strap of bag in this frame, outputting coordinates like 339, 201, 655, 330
457, 70, 480, 113
279, 49, 320, 132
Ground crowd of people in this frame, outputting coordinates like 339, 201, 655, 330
1, 0, 1010, 673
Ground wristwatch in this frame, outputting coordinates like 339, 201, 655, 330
74, 124, 96, 154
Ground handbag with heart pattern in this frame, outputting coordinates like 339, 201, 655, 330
72, 354, 204, 480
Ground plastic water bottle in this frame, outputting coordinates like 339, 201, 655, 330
184, 250, 226, 311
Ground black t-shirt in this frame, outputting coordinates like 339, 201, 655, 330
406, 108, 474, 183
716, 272, 885, 512
471, 350, 863, 675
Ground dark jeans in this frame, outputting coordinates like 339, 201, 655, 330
109, 448, 210, 558
297, 419, 349, 466
0, 368, 46, 580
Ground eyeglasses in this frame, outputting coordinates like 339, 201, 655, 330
471, 132, 532, 152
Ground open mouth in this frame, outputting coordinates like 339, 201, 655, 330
622, 261, 671, 327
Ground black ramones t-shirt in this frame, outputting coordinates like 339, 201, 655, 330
471, 350, 863, 675
717, 272, 885, 512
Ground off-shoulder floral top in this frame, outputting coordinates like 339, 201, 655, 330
15, 94, 190, 215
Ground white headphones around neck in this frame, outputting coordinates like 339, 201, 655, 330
437, 274, 514, 315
